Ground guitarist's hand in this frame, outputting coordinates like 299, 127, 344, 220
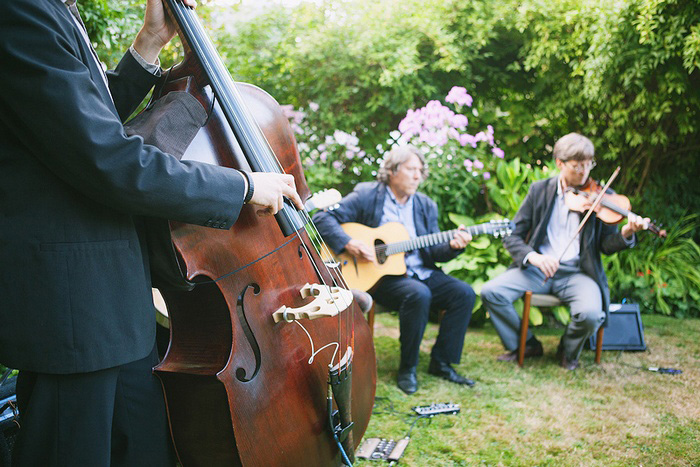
449, 225, 473, 250
345, 239, 376, 262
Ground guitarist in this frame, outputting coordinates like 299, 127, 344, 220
314, 146, 476, 394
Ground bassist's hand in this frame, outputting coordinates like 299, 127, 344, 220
344, 239, 375, 263
133, 0, 197, 64
248, 172, 304, 216
449, 225, 472, 250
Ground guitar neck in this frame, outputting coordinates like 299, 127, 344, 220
383, 224, 495, 256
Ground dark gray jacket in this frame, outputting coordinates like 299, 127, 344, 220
504, 176, 635, 317
0, 0, 244, 373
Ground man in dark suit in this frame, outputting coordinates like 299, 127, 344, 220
481, 133, 649, 370
313, 146, 477, 394
0, 0, 302, 465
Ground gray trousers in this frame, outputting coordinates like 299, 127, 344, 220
481, 263, 604, 361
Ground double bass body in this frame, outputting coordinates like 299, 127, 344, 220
148, 6, 376, 466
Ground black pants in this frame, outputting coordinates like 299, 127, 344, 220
12, 345, 174, 467
372, 270, 475, 370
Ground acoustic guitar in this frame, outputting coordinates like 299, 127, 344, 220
337, 220, 513, 291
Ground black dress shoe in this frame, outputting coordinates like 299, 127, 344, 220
556, 341, 579, 371
397, 367, 418, 394
497, 338, 544, 362
427, 360, 476, 387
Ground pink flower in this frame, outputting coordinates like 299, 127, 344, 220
451, 114, 469, 130
492, 147, 505, 159
473, 159, 484, 169
445, 86, 473, 107
483, 172, 491, 180
308, 102, 319, 112
332, 160, 343, 170
463, 159, 473, 170
458, 133, 477, 148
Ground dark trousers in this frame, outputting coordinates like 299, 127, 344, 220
372, 270, 475, 370
12, 344, 174, 467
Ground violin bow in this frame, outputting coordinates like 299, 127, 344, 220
556, 166, 621, 265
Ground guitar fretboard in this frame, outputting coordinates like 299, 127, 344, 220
379, 222, 509, 256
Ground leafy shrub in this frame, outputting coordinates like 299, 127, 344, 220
281, 104, 378, 195
604, 214, 700, 318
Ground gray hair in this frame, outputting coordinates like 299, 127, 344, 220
376, 145, 427, 183
553, 133, 595, 162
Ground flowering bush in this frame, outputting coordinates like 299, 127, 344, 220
393, 86, 509, 228
280, 104, 377, 194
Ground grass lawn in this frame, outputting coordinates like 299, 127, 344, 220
356, 313, 700, 466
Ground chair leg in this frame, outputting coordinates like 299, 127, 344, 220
595, 326, 604, 364
518, 291, 532, 367
368, 303, 375, 338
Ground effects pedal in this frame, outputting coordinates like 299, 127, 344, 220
356, 437, 410, 462
412, 402, 460, 417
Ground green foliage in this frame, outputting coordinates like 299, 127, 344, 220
512, 0, 700, 220
217, 0, 509, 157
604, 214, 700, 317
281, 104, 379, 194
486, 157, 556, 218
76, 0, 699, 319
217, 0, 700, 230
80, 0, 217, 69
79, 0, 145, 67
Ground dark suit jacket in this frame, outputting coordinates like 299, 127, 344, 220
313, 181, 462, 270
504, 176, 635, 317
0, 0, 245, 373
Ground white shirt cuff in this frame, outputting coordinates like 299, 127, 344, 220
129, 45, 161, 76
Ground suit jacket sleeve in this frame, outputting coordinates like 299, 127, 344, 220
106, 51, 161, 123
0, 0, 245, 229
312, 189, 367, 254
599, 222, 636, 254
504, 182, 538, 266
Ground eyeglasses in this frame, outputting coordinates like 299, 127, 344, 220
564, 160, 596, 173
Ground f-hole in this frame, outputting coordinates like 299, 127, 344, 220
235, 283, 262, 382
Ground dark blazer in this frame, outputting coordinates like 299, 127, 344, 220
504, 176, 634, 316
0, 0, 245, 373
313, 181, 462, 269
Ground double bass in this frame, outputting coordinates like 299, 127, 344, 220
137, 1, 377, 465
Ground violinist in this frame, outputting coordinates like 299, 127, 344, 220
0, 0, 302, 465
480, 133, 649, 370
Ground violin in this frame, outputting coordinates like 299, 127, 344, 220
564, 178, 666, 237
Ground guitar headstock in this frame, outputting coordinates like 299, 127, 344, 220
304, 188, 341, 212
488, 219, 515, 238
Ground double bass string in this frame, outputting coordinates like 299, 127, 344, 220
173, 0, 355, 373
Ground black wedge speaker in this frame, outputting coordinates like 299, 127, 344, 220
589, 303, 646, 351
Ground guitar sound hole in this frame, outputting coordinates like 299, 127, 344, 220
375, 239, 387, 264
